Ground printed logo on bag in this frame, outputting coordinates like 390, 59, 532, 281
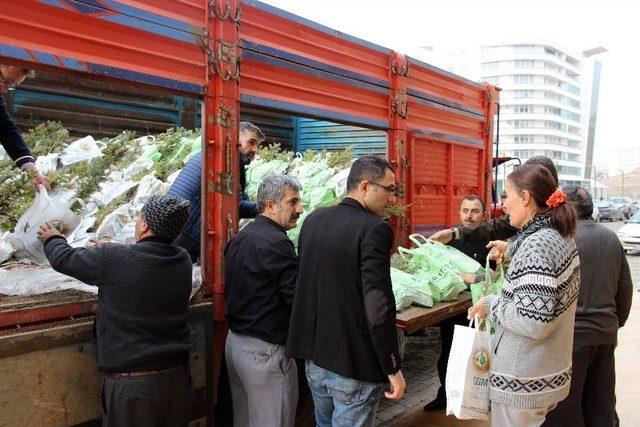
471, 347, 491, 375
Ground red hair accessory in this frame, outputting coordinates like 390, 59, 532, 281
546, 189, 566, 208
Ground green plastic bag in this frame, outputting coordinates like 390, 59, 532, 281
470, 255, 505, 304
398, 247, 467, 303
286, 211, 310, 250
244, 159, 289, 200
390, 267, 434, 310
409, 234, 482, 274
304, 186, 337, 210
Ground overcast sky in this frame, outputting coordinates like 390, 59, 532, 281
262, 0, 638, 170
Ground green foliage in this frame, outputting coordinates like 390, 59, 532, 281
23, 121, 71, 156
325, 146, 354, 168
302, 149, 317, 162
390, 253, 418, 274
150, 127, 200, 181
386, 202, 410, 218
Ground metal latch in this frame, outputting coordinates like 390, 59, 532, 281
391, 92, 408, 119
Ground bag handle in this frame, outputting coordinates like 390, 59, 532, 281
484, 254, 504, 287
409, 233, 430, 247
397, 246, 414, 262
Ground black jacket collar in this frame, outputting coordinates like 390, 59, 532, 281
137, 235, 171, 244
340, 197, 366, 211
255, 215, 288, 234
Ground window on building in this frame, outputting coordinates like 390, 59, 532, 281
514, 149, 535, 158
514, 120, 535, 128
513, 105, 533, 113
482, 61, 500, 72
515, 60, 535, 68
483, 76, 500, 84
514, 135, 534, 143
514, 90, 535, 98
564, 97, 580, 108
514, 44, 536, 53
513, 75, 534, 84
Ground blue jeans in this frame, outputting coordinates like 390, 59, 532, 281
305, 360, 384, 427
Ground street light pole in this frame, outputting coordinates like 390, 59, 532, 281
592, 165, 597, 199
619, 169, 625, 197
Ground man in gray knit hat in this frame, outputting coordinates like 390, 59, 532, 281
37, 195, 195, 427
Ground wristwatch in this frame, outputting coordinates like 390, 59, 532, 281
450, 227, 460, 240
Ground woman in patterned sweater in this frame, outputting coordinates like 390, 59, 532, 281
468, 163, 580, 426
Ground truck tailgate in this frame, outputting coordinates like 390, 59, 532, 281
395, 292, 472, 334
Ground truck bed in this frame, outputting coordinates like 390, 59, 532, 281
0, 289, 97, 330
395, 292, 472, 334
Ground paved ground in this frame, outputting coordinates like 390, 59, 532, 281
377, 221, 639, 426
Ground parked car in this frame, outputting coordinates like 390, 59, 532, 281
595, 201, 625, 222
609, 196, 639, 219
617, 210, 640, 252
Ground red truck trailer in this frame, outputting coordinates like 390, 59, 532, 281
0, 1, 499, 425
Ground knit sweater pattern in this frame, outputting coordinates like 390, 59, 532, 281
483, 215, 580, 409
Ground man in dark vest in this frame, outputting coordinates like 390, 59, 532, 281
224, 174, 303, 427
37, 195, 194, 427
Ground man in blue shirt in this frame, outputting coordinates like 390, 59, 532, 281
167, 121, 264, 260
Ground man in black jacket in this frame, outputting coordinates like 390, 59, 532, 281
224, 174, 303, 427
287, 156, 405, 427
544, 186, 633, 427
37, 195, 194, 427
424, 195, 492, 411
1, 64, 50, 191
429, 155, 558, 244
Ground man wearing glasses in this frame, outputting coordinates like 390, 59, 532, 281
1, 64, 50, 191
287, 156, 405, 426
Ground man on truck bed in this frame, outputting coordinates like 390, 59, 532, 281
168, 121, 265, 260
37, 195, 194, 427
224, 174, 303, 427
429, 156, 558, 244
1, 64, 50, 192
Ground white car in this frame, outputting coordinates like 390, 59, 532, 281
617, 210, 640, 253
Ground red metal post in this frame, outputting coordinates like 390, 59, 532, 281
201, 0, 241, 412
482, 85, 500, 205
388, 52, 409, 247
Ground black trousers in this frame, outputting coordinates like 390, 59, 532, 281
543, 343, 616, 427
101, 365, 193, 427
436, 313, 469, 396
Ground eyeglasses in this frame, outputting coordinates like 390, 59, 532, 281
370, 181, 398, 196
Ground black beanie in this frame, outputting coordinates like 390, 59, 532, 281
141, 195, 190, 242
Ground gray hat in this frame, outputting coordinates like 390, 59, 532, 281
140, 195, 190, 242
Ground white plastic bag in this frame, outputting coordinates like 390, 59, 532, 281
96, 204, 134, 240
59, 136, 105, 166
0, 231, 14, 264
133, 174, 168, 205
35, 153, 60, 174
89, 180, 138, 207
446, 316, 491, 420
8, 186, 81, 264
